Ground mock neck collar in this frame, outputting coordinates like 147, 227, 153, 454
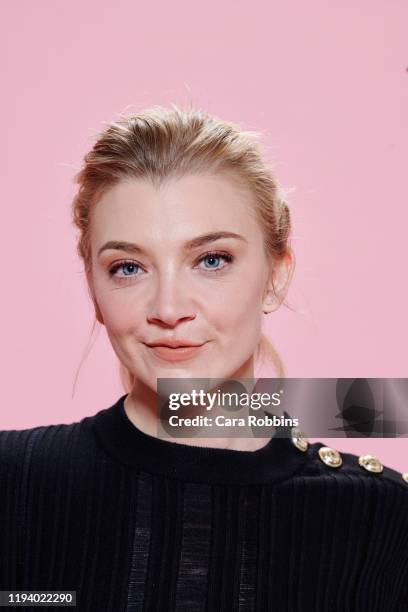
92, 393, 312, 485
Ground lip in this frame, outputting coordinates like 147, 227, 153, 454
146, 339, 204, 348
145, 342, 207, 363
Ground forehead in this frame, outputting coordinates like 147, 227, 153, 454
90, 173, 261, 247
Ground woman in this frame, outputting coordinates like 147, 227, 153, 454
1, 105, 407, 611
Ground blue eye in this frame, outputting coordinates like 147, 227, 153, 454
198, 252, 233, 271
108, 261, 140, 278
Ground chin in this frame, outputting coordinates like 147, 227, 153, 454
154, 366, 205, 382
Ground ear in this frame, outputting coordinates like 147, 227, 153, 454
86, 269, 105, 325
262, 248, 295, 314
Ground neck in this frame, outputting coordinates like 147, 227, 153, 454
123, 355, 272, 451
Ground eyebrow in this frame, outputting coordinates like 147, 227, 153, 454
97, 231, 248, 257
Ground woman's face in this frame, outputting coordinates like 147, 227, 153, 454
88, 173, 292, 391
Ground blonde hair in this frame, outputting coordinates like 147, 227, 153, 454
71, 104, 293, 393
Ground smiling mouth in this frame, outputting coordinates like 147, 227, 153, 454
145, 343, 207, 362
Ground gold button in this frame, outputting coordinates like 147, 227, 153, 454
291, 428, 309, 452
402, 473, 408, 484
358, 454, 383, 473
318, 446, 343, 468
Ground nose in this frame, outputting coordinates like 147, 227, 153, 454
146, 272, 196, 327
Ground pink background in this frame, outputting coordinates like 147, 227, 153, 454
1, 2, 407, 471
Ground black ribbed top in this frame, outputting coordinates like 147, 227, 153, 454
1, 393, 407, 611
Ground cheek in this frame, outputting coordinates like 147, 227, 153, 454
96, 291, 145, 335
207, 277, 264, 331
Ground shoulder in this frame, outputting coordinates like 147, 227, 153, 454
275, 436, 408, 548
292, 438, 408, 497
0, 412, 98, 479
277, 437, 408, 606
